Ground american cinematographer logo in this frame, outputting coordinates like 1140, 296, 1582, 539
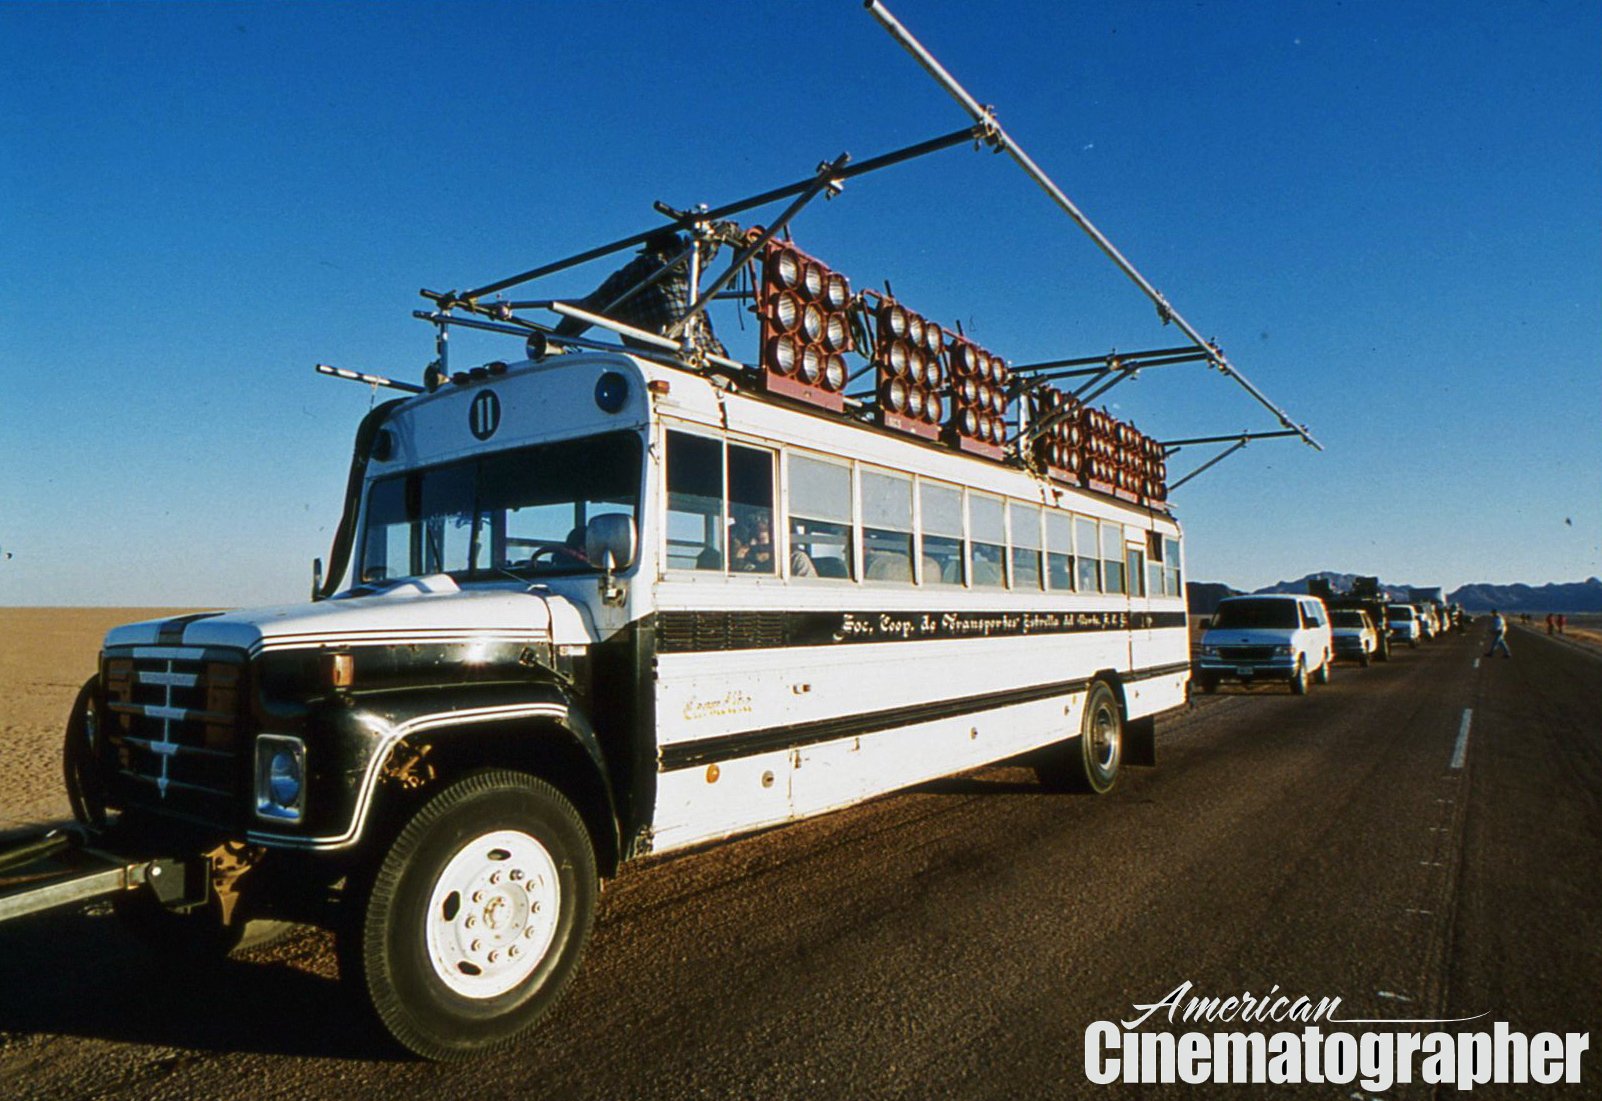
468, 390, 501, 440
1084, 982, 1590, 1092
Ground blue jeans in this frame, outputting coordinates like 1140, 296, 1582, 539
1488, 633, 1511, 657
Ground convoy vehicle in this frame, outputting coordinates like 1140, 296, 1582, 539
1308, 576, 1392, 662
1193, 594, 1333, 695
1387, 603, 1422, 647
1329, 609, 1379, 666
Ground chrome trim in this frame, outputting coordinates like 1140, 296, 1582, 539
246, 703, 569, 851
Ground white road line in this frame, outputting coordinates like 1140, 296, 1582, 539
1451, 708, 1472, 770
1473, 657, 1480, 669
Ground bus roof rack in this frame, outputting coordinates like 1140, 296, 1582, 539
359, 2, 1319, 506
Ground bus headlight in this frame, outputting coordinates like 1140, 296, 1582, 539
255, 735, 306, 822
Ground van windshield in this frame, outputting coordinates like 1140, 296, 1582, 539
358, 432, 641, 582
1332, 611, 1367, 628
1210, 599, 1300, 630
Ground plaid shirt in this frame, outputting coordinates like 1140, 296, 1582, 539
565, 239, 726, 359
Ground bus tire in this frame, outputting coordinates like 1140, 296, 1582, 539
1037, 681, 1122, 794
1289, 658, 1309, 696
345, 770, 597, 1062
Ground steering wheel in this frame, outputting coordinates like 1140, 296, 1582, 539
523, 542, 587, 569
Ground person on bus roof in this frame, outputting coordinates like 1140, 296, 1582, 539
555, 228, 727, 359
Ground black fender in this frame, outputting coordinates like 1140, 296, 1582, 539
372, 688, 622, 873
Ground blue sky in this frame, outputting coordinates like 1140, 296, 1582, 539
1, 1, 1597, 606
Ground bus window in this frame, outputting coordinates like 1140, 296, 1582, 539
862, 468, 914, 583
1102, 522, 1126, 594
921, 480, 965, 586
1164, 536, 1182, 596
1075, 516, 1101, 592
1046, 510, 1073, 591
728, 444, 776, 574
666, 431, 724, 571
789, 454, 853, 580
1010, 502, 1043, 591
1127, 545, 1146, 597
970, 493, 1006, 588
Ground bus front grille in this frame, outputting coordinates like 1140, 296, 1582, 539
103, 650, 248, 828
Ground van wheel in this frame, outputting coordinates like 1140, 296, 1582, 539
343, 771, 597, 1061
1289, 658, 1309, 696
1359, 649, 1371, 668
1196, 675, 1218, 694
1037, 681, 1122, 794
1314, 654, 1332, 685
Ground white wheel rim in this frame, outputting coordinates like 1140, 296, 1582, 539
425, 829, 561, 999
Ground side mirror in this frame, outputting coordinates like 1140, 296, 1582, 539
311, 557, 325, 602
585, 514, 638, 573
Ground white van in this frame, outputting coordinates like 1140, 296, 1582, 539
1194, 594, 1334, 695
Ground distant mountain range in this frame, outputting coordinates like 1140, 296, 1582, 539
1188, 573, 1602, 614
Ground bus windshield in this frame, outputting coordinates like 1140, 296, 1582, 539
358, 432, 641, 582
1210, 599, 1300, 630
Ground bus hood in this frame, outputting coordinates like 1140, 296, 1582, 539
103, 576, 597, 655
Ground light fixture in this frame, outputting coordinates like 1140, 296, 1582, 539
756, 241, 852, 410
945, 334, 1009, 459
870, 296, 943, 439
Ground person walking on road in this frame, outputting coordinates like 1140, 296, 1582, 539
1486, 609, 1512, 658
1557, 613, 1567, 635
1546, 613, 1555, 635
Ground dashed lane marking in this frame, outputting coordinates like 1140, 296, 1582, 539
1451, 708, 1472, 770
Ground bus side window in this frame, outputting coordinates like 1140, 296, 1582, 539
788, 454, 853, 580
1076, 516, 1101, 592
921, 481, 965, 586
862, 468, 914, 582
1102, 522, 1126, 594
728, 444, 776, 575
1010, 502, 1043, 591
970, 493, 1006, 588
1046, 510, 1073, 591
666, 431, 724, 571
1164, 537, 1182, 596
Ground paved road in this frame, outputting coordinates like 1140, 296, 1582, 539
0, 626, 1596, 1099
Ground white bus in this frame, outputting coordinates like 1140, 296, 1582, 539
66, 348, 1188, 1059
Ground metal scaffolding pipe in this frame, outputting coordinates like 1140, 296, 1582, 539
864, 0, 1320, 450
444, 125, 984, 304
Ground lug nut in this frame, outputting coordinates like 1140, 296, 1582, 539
509, 869, 524, 882
472, 891, 484, 903
489, 872, 501, 885
465, 915, 477, 928
470, 939, 482, 953
508, 946, 520, 959
488, 950, 500, 963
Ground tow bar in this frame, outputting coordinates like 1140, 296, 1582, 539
0, 827, 206, 924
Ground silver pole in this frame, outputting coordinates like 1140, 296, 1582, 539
1168, 439, 1250, 492
666, 153, 851, 341
864, 0, 1321, 451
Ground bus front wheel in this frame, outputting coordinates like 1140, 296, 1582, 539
342, 770, 597, 1061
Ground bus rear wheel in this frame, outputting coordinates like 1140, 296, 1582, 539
342, 770, 597, 1061
1037, 681, 1122, 794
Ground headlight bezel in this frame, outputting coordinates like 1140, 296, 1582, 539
255, 734, 306, 823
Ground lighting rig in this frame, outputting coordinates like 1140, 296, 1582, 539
318, 1, 1319, 505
